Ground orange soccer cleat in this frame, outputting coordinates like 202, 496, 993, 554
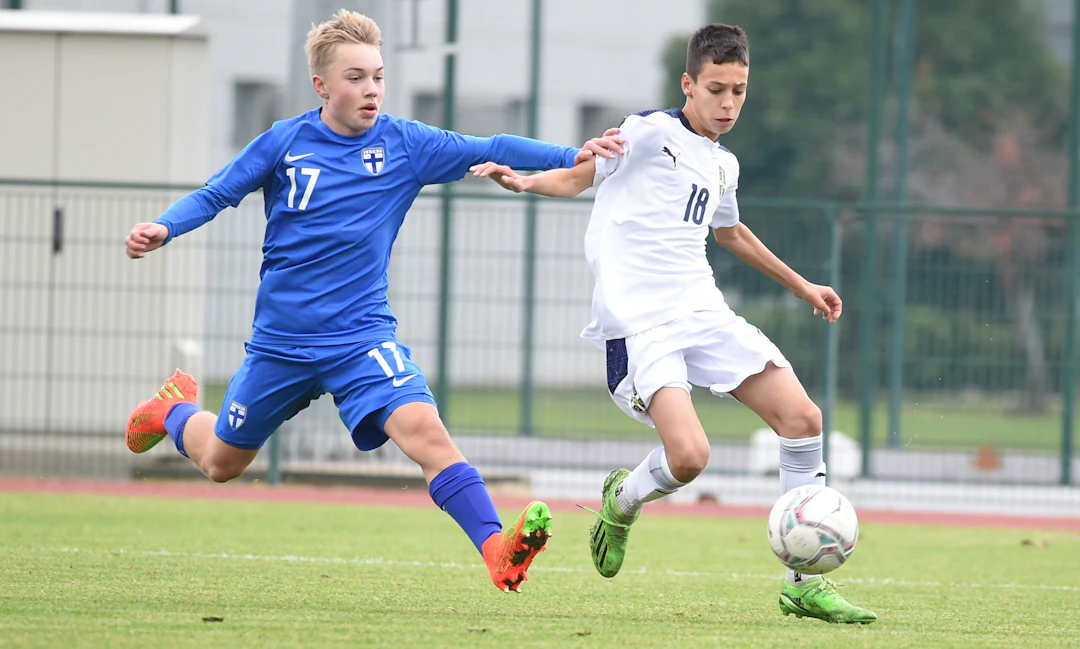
125, 369, 199, 453
481, 501, 552, 592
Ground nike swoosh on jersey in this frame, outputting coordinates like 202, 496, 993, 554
392, 374, 418, 387
284, 151, 315, 162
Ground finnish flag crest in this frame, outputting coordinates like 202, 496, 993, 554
228, 401, 247, 430
361, 147, 386, 175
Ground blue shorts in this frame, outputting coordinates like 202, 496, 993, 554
215, 339, 437, 451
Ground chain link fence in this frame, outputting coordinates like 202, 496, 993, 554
1, 181, 1077, 514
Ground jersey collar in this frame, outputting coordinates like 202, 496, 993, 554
675, 109, 697, 136
675, 109, 724, 148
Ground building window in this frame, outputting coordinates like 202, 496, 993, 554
413, 92, 443, 128
579, 103, 633, 144
233, 81, 282, 148
412, 92, 527, 136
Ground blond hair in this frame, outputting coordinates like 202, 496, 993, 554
305, 9, 382, 77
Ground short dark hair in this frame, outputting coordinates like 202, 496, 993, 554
686, 24, 749, 79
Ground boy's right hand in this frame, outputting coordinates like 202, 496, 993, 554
125, 222, 169, 259
469, 162, 530, 193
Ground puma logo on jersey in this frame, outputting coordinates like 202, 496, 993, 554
661, 146, 679, 168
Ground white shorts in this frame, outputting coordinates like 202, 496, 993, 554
605, 307, 791, 427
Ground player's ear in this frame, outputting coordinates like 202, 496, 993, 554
312, 75, 330, 100
681, 72, 693, 98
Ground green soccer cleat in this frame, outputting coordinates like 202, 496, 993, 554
585, 468, 638, 578
779, 577, 878, 624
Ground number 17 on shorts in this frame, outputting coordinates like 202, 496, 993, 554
367, 342, 420, 387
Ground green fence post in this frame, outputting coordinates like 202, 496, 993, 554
1065, 216, 1078, 486
519, 0, 543, 436
1061, 0, 1080, 485
435, 0, 459, 419
859, 0, 887, 476
267, 429, 281, 486
887, 0, 916, 448
821, 205, 842, 470
520, 216, 539, 435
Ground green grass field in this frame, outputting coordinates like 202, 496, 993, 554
2, 491, 1078, 648
201, 384, 1071, 454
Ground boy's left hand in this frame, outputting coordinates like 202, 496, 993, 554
576, 127, 624, 164
796, 282, 843, 324
469, 162, 529, 192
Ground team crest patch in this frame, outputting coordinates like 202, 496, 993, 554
717, 165, 728, 198
361, 147, 386, 175
227, 401, 247, 430
630, 388, 647, 413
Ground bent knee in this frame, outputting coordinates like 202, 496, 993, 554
205, 465, 244, 483
666, 440, 710, 482
775, 401, 822, 439
393, 414, 459, 459
405, 412, 452, 444
406, 410, 453, 440
202, 456, 250, 483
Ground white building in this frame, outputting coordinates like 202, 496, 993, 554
0, 1, 709, 454
13, 0, 706, 169
3, 0, 709, 384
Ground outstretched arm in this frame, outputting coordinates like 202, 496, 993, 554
468, 158, 596, 199
713, 223, 842, 323
126, 128, 279, 258
405, 120, 623, 185
474, 131, 623, 171
126, 186, 235, 259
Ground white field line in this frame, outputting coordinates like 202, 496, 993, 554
9, 546, 1078, 593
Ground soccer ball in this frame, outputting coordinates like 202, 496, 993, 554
767, 484, 858, 575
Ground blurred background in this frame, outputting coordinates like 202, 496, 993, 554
2, 0, 1079, 518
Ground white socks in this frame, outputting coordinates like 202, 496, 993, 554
615, 447, 686, 518
779, 435, 827, 584
779, 435, 826, 494
610, 438, 828, 585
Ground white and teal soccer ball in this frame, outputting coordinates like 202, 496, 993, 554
767, 485, 858, 575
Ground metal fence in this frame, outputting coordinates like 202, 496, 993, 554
1, 180, 1078, 513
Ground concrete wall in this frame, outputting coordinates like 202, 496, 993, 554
21, 0, 706, 165
2, 2, 706, 407
0, 11, 209, 431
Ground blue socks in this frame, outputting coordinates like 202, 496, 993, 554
429, 462, 503, 554
164, 402, 200, 458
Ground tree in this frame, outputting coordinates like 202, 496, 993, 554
661, 0, 1067, 200
662, 0, 873, 200
663, 0, 1070, 411
868, 117, 1063, 412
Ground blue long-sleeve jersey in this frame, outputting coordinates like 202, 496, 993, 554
156, 109, 579, 346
